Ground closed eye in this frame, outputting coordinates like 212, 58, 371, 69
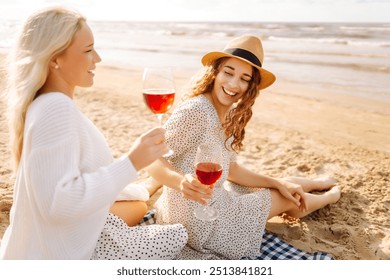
85, 43, 94, 53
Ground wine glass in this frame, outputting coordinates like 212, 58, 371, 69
142, 67, 175, 156
193, 143, 223, 221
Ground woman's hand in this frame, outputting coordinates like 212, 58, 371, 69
179, 174, 213, 205
127, 127, 169, 171
276, 180, 308, 212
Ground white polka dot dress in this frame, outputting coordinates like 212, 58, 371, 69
155, 94, 272, 260
91, 213, 188, 260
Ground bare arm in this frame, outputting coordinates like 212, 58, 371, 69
228, 161, 280, 189
228, 161, 307, 210
145, 158, 212, 205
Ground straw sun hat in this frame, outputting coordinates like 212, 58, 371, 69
201, 34, 276, 90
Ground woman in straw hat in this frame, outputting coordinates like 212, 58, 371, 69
0, 6, 187, 260
146, 34, 341, 259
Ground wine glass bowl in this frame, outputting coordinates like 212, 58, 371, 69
143, 89, 175, 117
142, 67, 175, 126
193, 143, 223, 221
195, 162, 223, 185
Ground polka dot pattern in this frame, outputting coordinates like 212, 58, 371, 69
155, 95, 272, 260
91, 214, 188, 260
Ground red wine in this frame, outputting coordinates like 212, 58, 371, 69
143, 89, 175, 114
195, 162, 222, 185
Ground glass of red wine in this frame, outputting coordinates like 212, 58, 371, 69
142, 67, 175, 156
193, 143, 223, 221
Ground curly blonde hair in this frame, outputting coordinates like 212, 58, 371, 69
184, 57, 261, 152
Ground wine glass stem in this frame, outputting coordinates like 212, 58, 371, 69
202, 197, 212, 211
156, 114, 164, 127
156, 113, 174, 157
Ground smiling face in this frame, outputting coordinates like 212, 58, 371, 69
210, 57, 253, 115
51, 21, 101, 96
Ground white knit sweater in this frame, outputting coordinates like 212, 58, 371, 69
0, 92, 146, 259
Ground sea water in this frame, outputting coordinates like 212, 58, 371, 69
1, 20, 389, 101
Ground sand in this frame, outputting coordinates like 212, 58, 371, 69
0, 55, 389, 260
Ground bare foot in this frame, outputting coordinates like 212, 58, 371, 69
326, 185, 342, 204
282, 176, 337, 192
312, 176, 337, 191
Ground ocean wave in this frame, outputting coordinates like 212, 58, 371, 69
268, 35, 390, 48
340, 25, 390, 32
272, 56, 390, 74
270, 49, 390, 60
98, 45, 204, 57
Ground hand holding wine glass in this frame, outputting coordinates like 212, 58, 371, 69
127, 127, 169, 171
142, 67, 175, 156
193, 143, 223, 221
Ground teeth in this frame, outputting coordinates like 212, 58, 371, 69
223, 88, 237, 96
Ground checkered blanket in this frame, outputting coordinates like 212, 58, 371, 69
139, 209, 334, 260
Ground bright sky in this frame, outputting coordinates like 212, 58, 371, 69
0, 0, 389, 22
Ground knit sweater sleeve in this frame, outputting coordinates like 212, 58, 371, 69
24, 93, 137, 223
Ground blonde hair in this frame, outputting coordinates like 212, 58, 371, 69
185, 57, 261, 152
5, 6, 86, 171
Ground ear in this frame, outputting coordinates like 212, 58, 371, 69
49, 57, 60, 70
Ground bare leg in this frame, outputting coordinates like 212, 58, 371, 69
285, 186, 341, 218
282, 176, 337, 192
110, 201, 148, 227
268, 186, 341, 220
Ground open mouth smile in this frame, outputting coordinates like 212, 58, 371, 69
223, 87, 238, 97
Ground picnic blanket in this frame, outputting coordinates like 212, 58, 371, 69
138, 209, 334, 260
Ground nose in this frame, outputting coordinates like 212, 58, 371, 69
94, 49, 102, 63
228, 76, 240, 90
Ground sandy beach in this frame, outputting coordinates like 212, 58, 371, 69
0, 52, 389, 260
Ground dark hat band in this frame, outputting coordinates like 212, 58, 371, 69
224, 48, 262, 68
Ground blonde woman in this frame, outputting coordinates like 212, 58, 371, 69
146, 35, 341, 259
0, 6, 187, 260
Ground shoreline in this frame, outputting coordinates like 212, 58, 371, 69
95, 60, 390, 153
1, 54, 389, 259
